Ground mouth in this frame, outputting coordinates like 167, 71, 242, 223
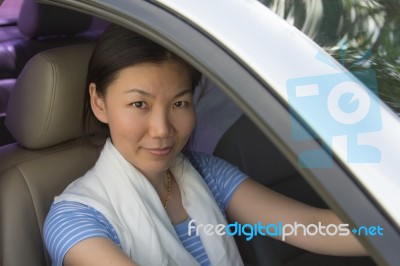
145, 147, 172, 156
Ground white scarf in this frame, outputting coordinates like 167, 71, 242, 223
55, 139, 243, 265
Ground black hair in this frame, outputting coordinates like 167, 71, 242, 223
82, 25, 202, 144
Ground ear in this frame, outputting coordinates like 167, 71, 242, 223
89, 83, 108, 124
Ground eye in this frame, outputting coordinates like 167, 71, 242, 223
131, 101, 148, 109
173, 101, 189, 108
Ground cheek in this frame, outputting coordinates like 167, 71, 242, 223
175, 109, 196, 138
107, 109, 144, 138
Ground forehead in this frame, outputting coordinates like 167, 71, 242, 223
107, 61, 192, 95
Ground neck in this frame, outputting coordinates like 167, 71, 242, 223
145, 170, 170, 196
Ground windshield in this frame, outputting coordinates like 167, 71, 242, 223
261, 0, 400, 116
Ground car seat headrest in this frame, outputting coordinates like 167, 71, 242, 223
18, 0, 92, 38
5, 43, 95, 149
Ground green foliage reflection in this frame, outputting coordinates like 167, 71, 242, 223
261, 0, 400, 115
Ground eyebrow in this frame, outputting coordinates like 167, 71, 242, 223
174, 89, 193, 98
124, 88, 192, 98
124, 88, 154, 98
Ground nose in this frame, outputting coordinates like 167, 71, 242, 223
148, 109, 172, 138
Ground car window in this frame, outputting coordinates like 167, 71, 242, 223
1, 1, 398, 265
260, 0, 400, 116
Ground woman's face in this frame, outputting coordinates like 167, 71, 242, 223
90, 61, 196, 178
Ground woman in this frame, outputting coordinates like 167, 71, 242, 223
44, 25, 366, 266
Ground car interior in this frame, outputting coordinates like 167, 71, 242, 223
0, 0, 107, 146
0, 1, 378, 265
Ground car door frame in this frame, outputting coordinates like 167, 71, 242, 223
39, 0, 400, 265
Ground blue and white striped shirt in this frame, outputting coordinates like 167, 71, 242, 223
44, 152, 247, 266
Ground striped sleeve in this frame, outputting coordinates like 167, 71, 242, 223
43, 201, 120, 266
185, 151, 248, 212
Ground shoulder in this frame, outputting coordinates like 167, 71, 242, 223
184, 150, 233, 173
44, 201, 120, 266
184, 150, 248, 211
184, 150, 247, 180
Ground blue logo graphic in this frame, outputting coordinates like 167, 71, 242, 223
286, 47, 382, 168
351, 225, 383, 236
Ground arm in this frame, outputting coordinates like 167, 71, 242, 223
44, 201, 139, 266
64, 237, 138, 266
226, 178, 367, 256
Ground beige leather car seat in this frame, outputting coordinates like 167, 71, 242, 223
0, 43, 103, 266
0, 0, 95, 115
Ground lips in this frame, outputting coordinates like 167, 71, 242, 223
145, 147, 172, 156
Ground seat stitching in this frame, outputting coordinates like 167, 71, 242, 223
34, 53, 57, 146
14, 164, 48, 264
